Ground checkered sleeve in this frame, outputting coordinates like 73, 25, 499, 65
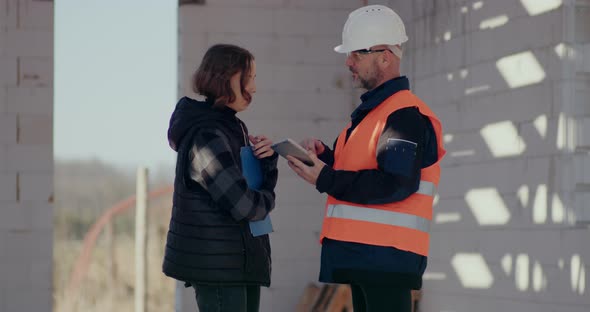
188, 128, 276, 221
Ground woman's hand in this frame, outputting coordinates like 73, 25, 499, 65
249, 135, 275, 159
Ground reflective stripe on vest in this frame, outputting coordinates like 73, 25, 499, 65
416, 180, 436, 196
326, 204, 431, 233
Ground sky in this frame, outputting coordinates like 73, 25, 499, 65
54, 0, 178, 172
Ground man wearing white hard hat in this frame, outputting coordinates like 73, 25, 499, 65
287, 5, 446, 311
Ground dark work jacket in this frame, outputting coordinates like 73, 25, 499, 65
162, 97, 278, 286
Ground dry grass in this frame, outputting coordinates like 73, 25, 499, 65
53, 198, 176, 312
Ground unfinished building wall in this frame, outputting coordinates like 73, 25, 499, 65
178, 0, 590, 311
0, 0, 54, 311
377, 0, 590, 311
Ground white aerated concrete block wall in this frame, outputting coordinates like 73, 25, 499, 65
371, 0, 590, 311
0, 0, 54, 311
179, 0, 590, 311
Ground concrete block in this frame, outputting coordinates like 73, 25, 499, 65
18, 172, 52, 201
584, 44, 590, 72
0, 203, 29, 231
0, 113, 17, 144
28, 201, 52, 231
272, 35, 306, 65
271, 203, 323, 233
2, 0, 17, 30
178, 32, 207, 65
0, 28, 5, 56
460, 82, 553, 131
574, 88, 590, 116
17, 0, 53, 30
574, 191, 590, 223
441, 130, 489, 166
519, 119, 560, 158
270, 230, 321, 261
273, 9, 319, 36
577, 117, 590, 147
0, 57, 17, 87
240, 90, 352, 122
18, 57, 52, 88
206, 33, 275, 65
0, 259, 31, 290
271, 64, 350, 92
0, 86, 5, 112
303, 36, 346, 66
469, 10, 563, 66
1, 288, 52, 312
181, 6, 274, 34
576, 6, 590, 43
3, 30, 53, 57
428, 102, 461, 133
0, 173, 16, 201
288, 0, 360, 10
5, 144, 52, 172
267, 286, 309, 312
316, 9, 350, 37
438, 157, 550, 198
4, 87, 52, 114
204, 0, 284, 8
573, 152, 590, 184
271, 259, 319, 287
17, 114, 52, 145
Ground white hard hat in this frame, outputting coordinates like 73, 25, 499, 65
334, 5, 408, 54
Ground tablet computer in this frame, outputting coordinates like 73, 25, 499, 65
271, 138, 314, 166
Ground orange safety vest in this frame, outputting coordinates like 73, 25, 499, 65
319, 90, 446, 256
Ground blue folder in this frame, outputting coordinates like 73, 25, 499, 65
240, 146, 274, 237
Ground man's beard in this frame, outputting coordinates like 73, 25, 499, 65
350, 65, 381, 91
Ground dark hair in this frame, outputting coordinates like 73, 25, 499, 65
193, 44, 254, 107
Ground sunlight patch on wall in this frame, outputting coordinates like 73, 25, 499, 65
518, 185, 530, 207
554, 43, 577, 60
551, 193, 565, 223
533, 261, 548, 292
465, 85, 490, 95
460, 69, 469, 79
444, 31, 452, 41
452, 253, 494, 289
480, 15, 509, 30
423, 272, 447, 281
571, 254, 586, 295
533, 184, 548, 224
557, 113, 566, 149
556, 113, 575, 151
559, 258, 565, 270
480, 121, 526, 157
515, 253, 530, 291
450, 150, 476, 157
444, 134, 454, 144
465, 188, 510, 225
502, 254, 513, 275
435, 212, 462, 224
496, 51, 545, 89
534, 115, 548, 138
520, 0, 562, 16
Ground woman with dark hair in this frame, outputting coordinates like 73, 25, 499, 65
163, 44, 278, 312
